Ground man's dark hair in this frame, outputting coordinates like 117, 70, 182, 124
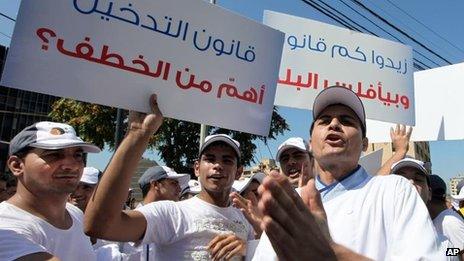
140, 179, 167, 198
12, 146, 34, 159
140, 183, 151, 198
199, 141, 241, 167
307, 150, 313, 159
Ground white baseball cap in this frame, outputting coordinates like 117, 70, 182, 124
232, 172, 266, 194
80, 167, 100, 185
138, 166, 189, 189
199, 134, 241, 161
312, 86, 366, 135
452, 186, 464, 201
391, 158, 429, 176
275, 137, 308, 162
181, 179, 202, 196
9, 121, 101, 155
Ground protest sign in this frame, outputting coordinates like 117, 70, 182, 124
359, 149, 383, 175
264, 10, 414, 125
1, 0, 284, 136
367, 62, 464, 143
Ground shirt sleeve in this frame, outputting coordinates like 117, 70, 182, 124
0, 229, 48, 260
389, 178, 445, 260
135, 201, 181, 245
442, 213, 464, 250
251, 231, 278, 261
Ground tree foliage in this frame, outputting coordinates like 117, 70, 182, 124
50, 99, 289, 172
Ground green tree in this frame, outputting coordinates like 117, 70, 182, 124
50, 99, 289, 172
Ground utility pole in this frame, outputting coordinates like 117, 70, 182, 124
199, 0, 216, 148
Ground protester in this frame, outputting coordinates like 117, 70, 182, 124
137, 166, 189, 207
453, 180, 464, 217
69, 166, 100, 212
390, 160, 463, 260
125, 188, 136, 210
377, 124, 413, 175
84, 94, 254, 260
0, 121, 100, 260
231, 172, 266, 238
428, 175, 464, 259
232, 172, 265, 203
275, 137, 313, 187
68, 166, 107, 250
134, 165, 189, 260
180, 179, 202, 201
391, 157, 431, 203
252, 86, 441, 260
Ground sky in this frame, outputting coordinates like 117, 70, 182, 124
1, 0, 463, 188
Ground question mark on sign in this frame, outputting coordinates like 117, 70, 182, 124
36, 28, 56, 51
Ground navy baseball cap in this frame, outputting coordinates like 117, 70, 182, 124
429, 174, 447, 200
138, 166, 189, 188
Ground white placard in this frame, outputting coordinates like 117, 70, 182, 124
263, 10, 414, 125
1, 0, 285, 136
359, 149, 383, 175
367, 62, 464, 143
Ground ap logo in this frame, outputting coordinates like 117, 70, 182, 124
446, 248, 460, 256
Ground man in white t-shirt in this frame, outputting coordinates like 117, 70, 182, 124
390, 157, 432, 203
135, 166, 189, 260
253, 86, 442, 260
428, 175, 464, 258
69, 166, 101, 212
84, 94, 254, 260
0, 121, 101, 260
138, 166, 190, 205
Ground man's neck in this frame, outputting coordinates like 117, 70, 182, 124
427, 201, 447, 220
8, 186, 71, 229
198, 190, 230, 208
143, 193, 157, 205
315, 160, 358, 185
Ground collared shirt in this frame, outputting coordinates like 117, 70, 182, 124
253, 166, 444, 260
315, 165, 365, 200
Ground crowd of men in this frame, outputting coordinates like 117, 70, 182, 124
0, 87, 463, 260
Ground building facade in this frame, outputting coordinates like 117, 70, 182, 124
364, 141, 432, 173
130, 158, 158, 202
0, 45, 60, 171
243, 158, 277, 177
450, 175, 464, 196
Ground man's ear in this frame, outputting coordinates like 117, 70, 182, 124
151, 181, 160, 191
362, 137, 369, 152
194, 160, 200, 178
7, 156, 25, 178
235, 166, 243, 180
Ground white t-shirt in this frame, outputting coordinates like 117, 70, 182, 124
0, 202, 96, 261
433, 208, 464, 250
136, 196, 254, 260
253, 167, 443, 260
